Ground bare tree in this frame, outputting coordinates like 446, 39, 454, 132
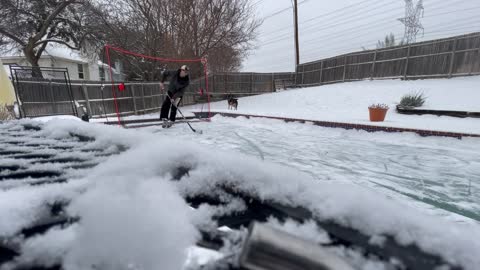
99, 0, 261, 77
0, 0, 104, 76
376, 33, 406, 49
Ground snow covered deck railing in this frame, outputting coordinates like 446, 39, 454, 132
195, 111, 480, 139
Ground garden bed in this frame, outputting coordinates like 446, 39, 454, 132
396, 105, 480, 118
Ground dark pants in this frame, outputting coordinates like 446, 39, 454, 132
160, 93, 181, 121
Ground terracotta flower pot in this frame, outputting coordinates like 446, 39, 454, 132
369, 107, 388, 122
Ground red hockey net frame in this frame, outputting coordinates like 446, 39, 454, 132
104, 44, 210, 125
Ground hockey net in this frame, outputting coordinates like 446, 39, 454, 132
104, 45, 210, 126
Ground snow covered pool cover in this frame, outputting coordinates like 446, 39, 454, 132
1, 119, 479, 270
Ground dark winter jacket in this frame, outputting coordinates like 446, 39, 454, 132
161, 69, 190, 98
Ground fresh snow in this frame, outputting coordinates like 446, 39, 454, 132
0, 44, 88, 63
1, 76, 480, 270
150, 116, 480, 222
63, 177, 198, 270
191, 76, 480, 134
31, 115, 82, 123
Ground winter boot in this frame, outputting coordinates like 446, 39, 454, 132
161, 118, 168, 128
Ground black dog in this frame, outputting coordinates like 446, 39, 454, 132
228, 98, 238, 110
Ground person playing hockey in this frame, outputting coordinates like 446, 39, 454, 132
159, 65, 190, 128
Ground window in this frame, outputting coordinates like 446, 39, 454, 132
78, 64, 84, 79
99, 66, 105, 81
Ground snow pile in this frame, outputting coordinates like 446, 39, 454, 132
0, 181, 87, 238
9, 225, 78, 269
1, 120, 199, 270
2, 118, 480, 269
32, 115, 82, 123
64, 177, 198, 270
4, 179, 197, 270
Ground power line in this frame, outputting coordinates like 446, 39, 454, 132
300, 26, 480, 60
260, 7, 403, 46
258, 0, 477, 46
261, 0, 397, 39
250, 25, 480, 67
259, 5, 480, 48
300, 27, 480, 61
259, 0, 454, 45
249, 29, 480, 72
257, 17, 479, 59
252, 0, 266, 7
300, 0, 397, 30
247, 1, 480, 71
261, 0, 309, 21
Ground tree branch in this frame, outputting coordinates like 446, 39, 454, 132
34, 30, 56, 61
0, 28, 26, 46
33, 0, 79, 43
34, 39, 80, 50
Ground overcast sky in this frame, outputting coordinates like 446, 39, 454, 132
241, 0, 480, 72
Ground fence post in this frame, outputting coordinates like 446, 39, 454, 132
301, 65, 305, 85
473, 46, 480, 74
224, 73, 227, 95
81, 84, 92, 115
49, 81, 57, 114
403, 45, 411, 80
211, 74, 214, 94
342, 55, 347, 82
131, 84, 138, 114
370, 50, 378, 80
271, 73, 275, 91
295, 65, 298, 86
448, 37, 458, 78
251, 72, 254, 93
319, 61, 323, 85
141, 83, 146, 113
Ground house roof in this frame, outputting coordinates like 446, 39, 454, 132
45, 45, 89, 63
0, 44, 89, 63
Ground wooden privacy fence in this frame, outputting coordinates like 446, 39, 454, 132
201, 72, 296, 100
16, 32, 479, 119
14, 72, 295, 118
296, 32, 480, 86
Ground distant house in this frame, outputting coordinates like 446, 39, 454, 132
0, 45, 122, 81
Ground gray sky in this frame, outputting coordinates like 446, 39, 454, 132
242, 0, 480, 72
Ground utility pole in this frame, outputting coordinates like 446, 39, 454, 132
294, 0, 300, 67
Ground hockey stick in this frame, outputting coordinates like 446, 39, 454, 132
176, 106, 203, 134
165, 93, 202, 134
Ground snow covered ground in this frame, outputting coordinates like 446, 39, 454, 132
52, 76, 480, 223
186, 76, 480, 134
142, 116, 480, 224
31, 76, 480, 225
158, 76, 479, 225
3, 76, 479, 269
1, 119, 480, 270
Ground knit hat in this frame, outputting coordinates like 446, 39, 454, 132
180, 65, 189, 71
